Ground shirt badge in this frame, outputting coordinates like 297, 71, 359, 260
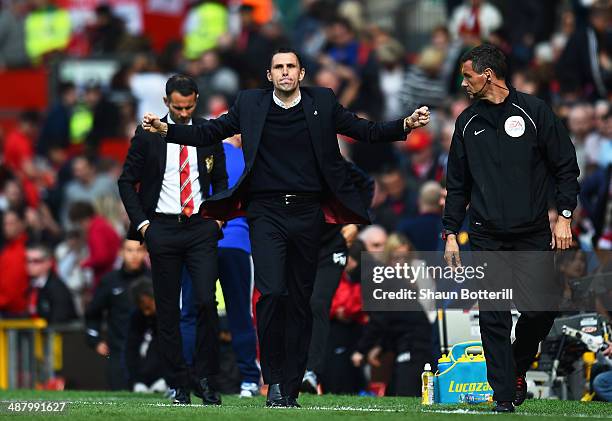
504, 115, 525, 138
205, 155, 214, 173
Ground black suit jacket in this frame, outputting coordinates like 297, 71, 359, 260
118, 116, 228, 241
164, 87, 407, 224
37, 273, 77, 324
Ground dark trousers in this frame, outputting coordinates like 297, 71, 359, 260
218, 247, 260, 383
108, 350, 128, 390
247, 199, 323, 398
180, 249, 260, 384
307, 233, 347, 374
146, 215, 220, 388
470, 230, 558, 401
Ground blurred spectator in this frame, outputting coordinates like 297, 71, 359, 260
25, 242, 77, 324
314, 65, 360, 108
85, 239, 150, 390
126, 278, 166, 393
397, 181, 443, 252
25, 204, 62, 247
183, 0, 228, 60
25, 0, 71, 65
291, 0, 331, 70
68, 201, 121, 288
585, 102, 612, 168
580, 163, 612, 242
376, 38, 406, 120
0, 0, 30, 69
88, 5, 127, 55
351, 234, 433, 397
358, 225, 387, 254
557, 1, 612, 100
372, 166, 417, 232
399, 46, 449, 113
129, 54, 170, 121
55, 229, 91, 316
449, 0, 503, 44
0, 208, 29, 316
38, 81, 78, 156
3, 110, 39, 180
82, 82, 123, 153
567, 103, 596, 179
232, 4, 286, 88
320, 16, 383, 119
188, 49, 239, 117
0, 179, 26, 215
61, 156, 119, 227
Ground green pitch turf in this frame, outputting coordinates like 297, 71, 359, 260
1, 390, 610, 420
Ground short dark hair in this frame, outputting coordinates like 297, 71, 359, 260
165, 74, 199, 97
130, 277, 155, 303
26, 241, 53, 259
270, 47, 303, 69
68, 201, 96, 223
460, 43, 508, 79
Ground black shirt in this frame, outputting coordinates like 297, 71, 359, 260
249, 100, 323, 194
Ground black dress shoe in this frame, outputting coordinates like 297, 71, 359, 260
172, 387, 191, 405
197, 377, 222, 405
514, 375, 527, 406
286, 397, 301, 408
492, 401, 515, 413
266, 383, 287, 407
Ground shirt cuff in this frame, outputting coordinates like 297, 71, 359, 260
137, 220, 150, 231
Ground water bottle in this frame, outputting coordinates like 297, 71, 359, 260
421, 363, 434, 405
437, 354, 452, 373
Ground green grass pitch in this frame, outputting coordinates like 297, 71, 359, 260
1, 390, 610, 420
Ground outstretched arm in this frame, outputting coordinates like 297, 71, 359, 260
142, 93, 242, 146
333, 89, 430, 143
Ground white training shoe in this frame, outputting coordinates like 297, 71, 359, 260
133, 382, 149, 393
239, 382, 260, 398
149, 378, 168, 393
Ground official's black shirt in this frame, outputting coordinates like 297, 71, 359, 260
249, 100, 323, 194
443, 86, 580, 236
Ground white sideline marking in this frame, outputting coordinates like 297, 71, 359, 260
65, 400, 612, 418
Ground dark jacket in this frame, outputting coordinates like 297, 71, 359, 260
164, 87, 407, 224
84, 267, 150, 351
443, 86, 580, 236
118, 116, 228, 241
36, 273, 77, 324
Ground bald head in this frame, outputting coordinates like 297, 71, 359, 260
358, 225, 388, 253
419, 181, 443, 214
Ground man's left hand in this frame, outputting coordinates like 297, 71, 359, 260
552, 216, 572, 250
341, 224, 358, 248
404, 106, 430, 130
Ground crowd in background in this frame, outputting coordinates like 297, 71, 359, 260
0, 0, 610, 396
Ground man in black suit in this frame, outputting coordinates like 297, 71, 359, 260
142, 48, 430, 407
118, 75, 227, 405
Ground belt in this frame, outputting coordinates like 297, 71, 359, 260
251, 192, 321, 206
153, 212, 198, 223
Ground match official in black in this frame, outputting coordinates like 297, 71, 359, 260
443, 44, 580, 412
142, 48, 430, 407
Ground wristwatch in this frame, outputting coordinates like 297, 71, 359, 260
441, 229, 457, 241
560, 209, 572, 219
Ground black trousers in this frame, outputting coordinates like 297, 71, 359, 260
247, 198, 323, 399
146, 215, 221, 388
470, 229, 558, 401
307, 229, 347, 374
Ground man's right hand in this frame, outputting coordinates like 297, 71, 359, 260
96, 341, 110, 357
139, 223, 150, 238
444, 235, 462, 268
142, 113, 167, 135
